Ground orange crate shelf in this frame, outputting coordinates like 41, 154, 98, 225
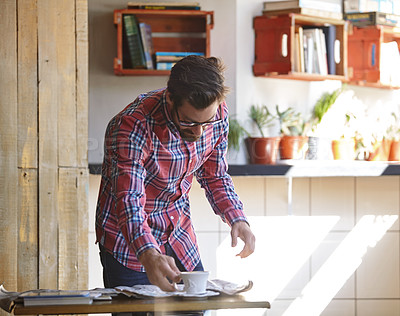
114, 9, 214, 76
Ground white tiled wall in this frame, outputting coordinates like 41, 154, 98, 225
88, 174, 400, 315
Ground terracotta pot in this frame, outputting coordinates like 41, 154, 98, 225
389, 140, 400, 161
245, 137, 281, 164
331, 138, 356, 160
279, 135, 309, 160
367, 139, 392, 161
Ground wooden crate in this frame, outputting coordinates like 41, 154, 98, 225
253, 13, 348, 81
348, 25, 400, 87
114, 9, 214, 75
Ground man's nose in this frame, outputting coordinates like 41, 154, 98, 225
192, 125, 204, 136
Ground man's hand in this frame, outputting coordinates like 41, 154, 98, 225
231, 221, 255, 258
139, 248, 181, 292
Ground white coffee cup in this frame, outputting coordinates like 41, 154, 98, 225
179, 271, 209, 294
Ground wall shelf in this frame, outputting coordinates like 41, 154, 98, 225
114, 9, 214, 76
90, 161, 400, 177
228, 160, 400, 177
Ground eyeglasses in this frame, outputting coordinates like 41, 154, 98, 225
175, 105, 222, 128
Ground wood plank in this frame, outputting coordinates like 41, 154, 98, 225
58, 168, 79, 290
76, 0, 89, 168
37, 0, 59, 290
0, 0, 18, 301
17, 169, 38, 292
17, 0, 38, 169
77, 168, 89, 290
57, 0, 77, 168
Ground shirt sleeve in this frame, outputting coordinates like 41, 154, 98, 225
194, 105, 248, 227
109, 112, 161, 258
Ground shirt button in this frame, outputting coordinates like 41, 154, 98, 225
171, 216, 174, 220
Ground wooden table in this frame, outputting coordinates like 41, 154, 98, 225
12, 295, 270, 315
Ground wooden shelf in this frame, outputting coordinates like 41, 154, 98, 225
253, 13, 348, 80
347, 24, 400, 89
114, 9, 213, 76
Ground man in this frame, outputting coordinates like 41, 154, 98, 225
96, 55, 255, 295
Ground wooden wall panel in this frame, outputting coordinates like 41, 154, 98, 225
17, 169, 38, 292
77, 168, 89, 290
38, 0, 59, 289
76, 0, 89, 168
17, 0, 39, 294
58, 168, 79, 289
58, 0, 77, 168
17, 0, 38, 169
0, 0, 18, 302
1, 0, 88, 299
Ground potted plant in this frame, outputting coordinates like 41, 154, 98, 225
307, 88, 342, 159
387, 112, 400, 161
245, 105, 280, 164
228, 105, 280, 164
276, 105, 309, 160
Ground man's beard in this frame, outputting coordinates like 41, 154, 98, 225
179, 129, 201, 142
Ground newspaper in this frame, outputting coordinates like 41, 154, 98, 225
116, 279, 253, 298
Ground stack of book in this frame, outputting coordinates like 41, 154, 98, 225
292, 25, 337, 75
127, 1, 200, 10
344, 11, 400, 27
262, 0, 343, 20
123, 14, 154, 69
123, 14, 205, 70
155, 52, 204, 70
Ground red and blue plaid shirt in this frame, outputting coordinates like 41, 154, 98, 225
96, 88, 247, 272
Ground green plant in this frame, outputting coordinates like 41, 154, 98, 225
228, 105, 275, 152
311, 88, 342, 127
248, 104, 275, 137
228, 117, 249, 152
275, 105, 308, 136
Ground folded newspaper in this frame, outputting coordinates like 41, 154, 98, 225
116, 279, 253, 298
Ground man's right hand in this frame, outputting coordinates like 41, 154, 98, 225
139, 248, 181, 292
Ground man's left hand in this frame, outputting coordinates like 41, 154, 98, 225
231, 221, 255, 258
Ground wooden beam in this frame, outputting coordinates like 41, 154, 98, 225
38, 0, 59, 289
0, 0, 18, 300
18, 169, 38, 292
76, 0, 89, 168
18, 0, 38, 169
57, 0, 77, 168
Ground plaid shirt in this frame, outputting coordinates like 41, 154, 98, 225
96, 88, 247, 272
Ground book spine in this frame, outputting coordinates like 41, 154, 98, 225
129, 5, 200, 10
156, 62, 176, 70
123, 15, 146, 69
321, 25, 336, 75
139, 23, 154, 69
155, 51, 204, 57
345, 12, 400, 27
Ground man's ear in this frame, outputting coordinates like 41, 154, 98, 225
166, 91, 172, 105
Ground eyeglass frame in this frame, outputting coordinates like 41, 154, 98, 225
174, 103, 223, 128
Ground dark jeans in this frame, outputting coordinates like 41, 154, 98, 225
99, 243, 205, 316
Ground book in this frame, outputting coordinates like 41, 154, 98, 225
127, 2, 200, 10
321, 25, 337, 75
263, 0, 342, 13
22, 291, 94, 306
155, 51, 204, 62
156, 62, 176, 70
138, 22, 155, 69
302, 28, 329, 75
123, 14, 146, 69
262, 7, 343, 20
344, 11, 400, 27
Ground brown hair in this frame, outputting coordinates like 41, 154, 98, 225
167, 55, 229, 109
